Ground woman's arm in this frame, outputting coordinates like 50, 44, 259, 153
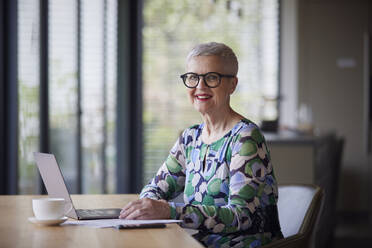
120, 133, 188, 220
120, 130, 191, 220
140, 133, 187, 201
169, 127, 278, 234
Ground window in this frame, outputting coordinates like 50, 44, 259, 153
17, 0, 117, 194
142, 0, 279, 184
79, 0, 117, 193
18, 0, 40, 194
14, 0, 279, 194
49, 0, 79, 193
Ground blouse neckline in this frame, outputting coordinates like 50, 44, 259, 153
198, 118, 249, 146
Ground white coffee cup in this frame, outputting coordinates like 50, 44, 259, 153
32, 198, 72, 220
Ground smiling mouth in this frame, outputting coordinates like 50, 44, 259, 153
195, 94, 212, 101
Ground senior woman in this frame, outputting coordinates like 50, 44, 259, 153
120, 42, 283, 247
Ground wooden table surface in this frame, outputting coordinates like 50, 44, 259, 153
0, 194, 203, 248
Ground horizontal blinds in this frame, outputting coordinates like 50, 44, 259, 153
18, 0, 40, 194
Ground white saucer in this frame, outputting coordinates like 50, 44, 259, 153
28, 216, 68, 226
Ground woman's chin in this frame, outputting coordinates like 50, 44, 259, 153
193, 102, 225, 116
194, 106, 212, 115
193, 103, 209, 114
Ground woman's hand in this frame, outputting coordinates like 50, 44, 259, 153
119, 198, 171, 220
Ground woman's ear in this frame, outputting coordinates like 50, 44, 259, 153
230, 77, 238, 95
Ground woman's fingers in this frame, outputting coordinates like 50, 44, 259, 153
119, 205, 136, 219
120, 199, 142, 215
124, 208, 147, 220
119, 198, 170, 220
120, 204, 141, 219
135, 214, 151, 220
120, 199, 149, 219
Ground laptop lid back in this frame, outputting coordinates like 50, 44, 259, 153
33, 152, 78, 218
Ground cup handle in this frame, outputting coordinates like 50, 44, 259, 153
64, 201, 73, 216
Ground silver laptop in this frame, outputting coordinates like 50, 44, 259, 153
34, 152, 121, 220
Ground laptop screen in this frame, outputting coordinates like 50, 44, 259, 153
33, 152, 77, 218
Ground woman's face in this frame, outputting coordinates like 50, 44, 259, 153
186, 55, 237, 115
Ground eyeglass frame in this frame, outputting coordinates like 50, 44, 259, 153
180, 72, 236, 88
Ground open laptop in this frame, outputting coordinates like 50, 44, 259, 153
34, 152, 121, 220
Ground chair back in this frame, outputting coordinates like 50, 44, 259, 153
261, 184, 324, 248
314, 135, 344, 248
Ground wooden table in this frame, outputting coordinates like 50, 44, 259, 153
0, 195, 203, 248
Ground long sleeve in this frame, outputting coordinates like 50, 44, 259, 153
170, 126, 279, 234
140, 133, 187, 201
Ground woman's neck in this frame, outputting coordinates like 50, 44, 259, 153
200, 107, 243, 144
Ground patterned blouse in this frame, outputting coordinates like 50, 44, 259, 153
140, 119, 283, 247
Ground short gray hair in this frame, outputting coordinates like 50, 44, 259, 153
186, 42, 239, 75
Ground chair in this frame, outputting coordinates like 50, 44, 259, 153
314, 135, 344, 248
261, 184, 324, 248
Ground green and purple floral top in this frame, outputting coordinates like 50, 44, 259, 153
140, 119, 283, 247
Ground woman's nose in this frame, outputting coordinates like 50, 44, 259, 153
196, 76, 207, 89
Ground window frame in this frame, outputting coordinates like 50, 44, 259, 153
0, 0, 19, 195
116, 0, 144, 193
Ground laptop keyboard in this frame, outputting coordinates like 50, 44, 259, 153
76, 208, 121, 218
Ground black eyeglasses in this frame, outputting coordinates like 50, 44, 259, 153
180, 72, 235, 88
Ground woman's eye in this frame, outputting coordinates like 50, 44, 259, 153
189, 75, 198, 81
206, 75, 218, 81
